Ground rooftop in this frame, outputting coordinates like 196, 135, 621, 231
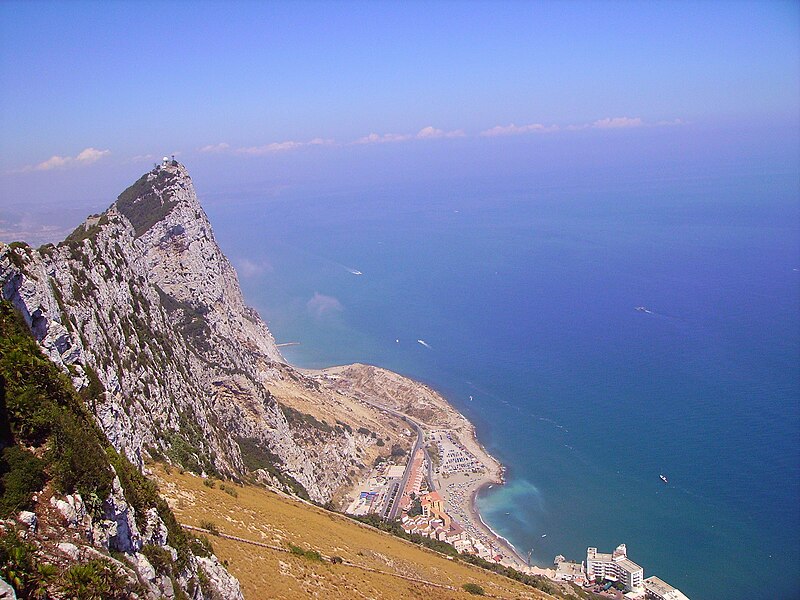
587, 549, 613, 562
616, 558, 643, 574
421, 491, 443, 504
556, 560, 584, 577
644, 576, 690, 600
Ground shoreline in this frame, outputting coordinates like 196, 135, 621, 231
473, 483, 520, 555
303, 362, 531, 570
457, 420, 529, 569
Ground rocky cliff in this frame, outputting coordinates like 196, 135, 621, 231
0, 300, 243, 600
0, 161, 405, 505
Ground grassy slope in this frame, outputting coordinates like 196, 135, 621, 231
155, 466, 558, 600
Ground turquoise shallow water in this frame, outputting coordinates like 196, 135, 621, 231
207, 166, 799, 600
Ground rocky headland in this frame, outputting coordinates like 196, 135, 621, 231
0, 161, 529, 597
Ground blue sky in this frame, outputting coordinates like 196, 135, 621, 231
0, 0, 798, 242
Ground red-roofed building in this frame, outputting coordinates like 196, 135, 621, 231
420, 491, 451, 527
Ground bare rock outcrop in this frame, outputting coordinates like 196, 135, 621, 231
0, 162, 367, 502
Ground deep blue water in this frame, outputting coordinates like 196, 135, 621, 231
207, 166, 800, 600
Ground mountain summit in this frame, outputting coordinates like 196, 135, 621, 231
1, 162, 391, 502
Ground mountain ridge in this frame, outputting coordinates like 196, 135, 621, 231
0, 161, 589, 600
1, 161, 417, 503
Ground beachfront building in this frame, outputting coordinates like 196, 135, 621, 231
420, 491, 451, 528
554, 555, 587, 585
644, 576, 691, 600
587, 544, 644, 593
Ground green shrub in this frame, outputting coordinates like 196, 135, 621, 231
462, 582, 486, 595
116, 169, 178, 237
199, 520, 219, 535
0, 301, 200, 575
235, 436, 310, 501
6, 244, 28, 272
304, 549, 323, 562
63, 214, 109, 245
219, 483, 238, 498
288, 543, 323, 562
60, 559, 129, 600
407, 496, 423, 517
0, 445, 45, 516
47, 409, 113, 505
197, 569, 212, 597
0, 528, 36, 595
281, 404, 332, 433
0, 301, 113, 513
189, 534, 214, 558
141, 544, 174, 577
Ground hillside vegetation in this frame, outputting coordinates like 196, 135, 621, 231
0, 300, 235, 599
156, 467, 592, 600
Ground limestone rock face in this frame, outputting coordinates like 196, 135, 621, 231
19, 485, 244, 600
196, 555, 244, 599
0, 162, 360, 502
0, 578, 16, 600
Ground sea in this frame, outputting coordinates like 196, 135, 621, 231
204, 137, 800, 600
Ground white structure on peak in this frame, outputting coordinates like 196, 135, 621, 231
587, 544, 644, 593
644, 576, 691, 600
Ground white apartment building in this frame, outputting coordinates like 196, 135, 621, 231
587, 544, 644, 592
644, 576, 691, 600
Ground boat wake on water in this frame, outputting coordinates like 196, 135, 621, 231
417, 339, 432, 349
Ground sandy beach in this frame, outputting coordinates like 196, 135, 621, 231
316, 363, 531, 570
434, 419, 529, 570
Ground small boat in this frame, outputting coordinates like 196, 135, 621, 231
660, 474, 668, 484
541, 534, 547, 538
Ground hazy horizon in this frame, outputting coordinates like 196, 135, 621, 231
1, 1, 798, 243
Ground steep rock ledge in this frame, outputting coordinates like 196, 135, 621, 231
0, 162, 371, 503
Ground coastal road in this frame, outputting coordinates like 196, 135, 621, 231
360, 399, 427, 520
387, 415, 424, 520
359, 395, 529, 571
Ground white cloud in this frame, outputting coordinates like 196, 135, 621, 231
416, 126, 465, 139
24, 147, 111, 172
656, 118, 685, 126
34, 155, 70, 171
198, 143, 230, 153
236, 257, 273, 278
307, 292, 343, 319
592, 117, 643, 129
235, 138, 335, 155
479, 123, 559, 137
75, 147, 110, 164
353, 132, 412, 145
353, 126, 465, 145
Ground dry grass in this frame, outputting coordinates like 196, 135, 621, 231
155, 466, 554, 600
